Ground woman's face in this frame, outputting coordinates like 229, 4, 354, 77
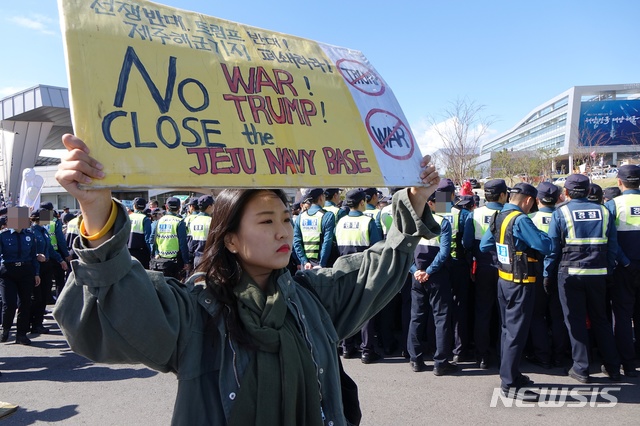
226, 191, 293, 280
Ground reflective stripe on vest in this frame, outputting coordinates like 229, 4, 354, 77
156, 215, 181, 258
363, 207, 380, 221
494, 210, 537, 284
613, 194, 640, 232
335, 214, 372, 254
299, 210, 324, 260
418, 214, 443, 247
529, 211, 553, 234
473, 206, 497, 240
47, 220, 58, 249
438, 209, 459, 258
558, 204, 609, 275
190, 214, 211, 242
66, 217, 79, 236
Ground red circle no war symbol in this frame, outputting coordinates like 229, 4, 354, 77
336, 59, 386, 96
366, 109, 415, 160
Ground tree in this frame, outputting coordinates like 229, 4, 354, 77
429, 98, 496, 184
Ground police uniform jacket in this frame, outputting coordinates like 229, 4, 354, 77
605, 188, 640, 265
463, 201, 504, 266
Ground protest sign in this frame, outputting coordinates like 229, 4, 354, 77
58, 0, 424, 188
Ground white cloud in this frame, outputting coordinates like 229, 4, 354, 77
8, 15, 58, 36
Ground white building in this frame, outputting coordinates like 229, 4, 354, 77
476, 83, 640, 177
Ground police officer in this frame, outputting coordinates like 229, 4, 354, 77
189, 195, 214, 270
152, 197, 189, 280
40, 202, 71, 297
547, 173, 621, 383
0, 207, 41, 345
293, 188, 336, 269
29, 208, 67, 334
183, 197, 200, 239
603, 186, 622, 203
363, 188, 384, 236
128, 197, 152, 269
323, 188, 347, 223
526, 182, 569, 369
481, 183, 552, 398
408, 191, 458, 375
587, 183, 604, 204
335, 188, 383, 363
605, 164, 640, 377
463, 178, 509, 369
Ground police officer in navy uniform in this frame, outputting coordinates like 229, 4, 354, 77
547, 173, 621, 383
128, 197, 152, 269
152, 197, 189, 280
363, 188, 384, 237
408, 190, 458, 375
323, 188, 347, 224
293, 188, 336, 269
463, 178, 509, 369
526, 182, 569, 369
29, 208, 67, 334
481, 183, 552, 398
335, 189, 383, 363
188, 195, 215, 270
605, 164, 640, 377
40, 202, 71, 297
0, 207, 41, 345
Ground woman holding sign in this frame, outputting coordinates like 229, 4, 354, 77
53, 133, 440, 426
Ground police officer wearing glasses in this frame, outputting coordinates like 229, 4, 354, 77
547, 173, 621, 383
480, 183, 552, 399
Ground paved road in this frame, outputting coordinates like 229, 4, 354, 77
2, 310, 639, 425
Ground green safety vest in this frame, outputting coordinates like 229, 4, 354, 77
324, 204, 340, 223
66, 217, 79, 235
335, 214, 372, 254
380, 204, 393, 237
613, 194, 640, 232
438, 209, 460, 259
529, 210, 553, 234
299, 209, 325, 260
473, 206, 498, 240
418, 214, 443, 247
129, 212, 146, 235
47, 219, 58, 251
190, 214, 212, 242
156, 215, 182, 258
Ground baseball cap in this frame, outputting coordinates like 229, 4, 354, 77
436, 178, 456, 193
483, 179, 508, 196
564, 174, 590, 195
587, 183, 603, 202
345, 188, 366, 205
509, 182, 538, 198
603, 186, 622, 200
198, 195, 214, 210
617, 164, 640, 183
454, 195, 475, 209
166, 197, 181, 209
364, 188, 381, 201
324, 188, 341, 198
187, 197, 199, 207
134, 197, 147, 209
301, 188, 324, 203
536, 182, 560, 203
40, 201, 54, 211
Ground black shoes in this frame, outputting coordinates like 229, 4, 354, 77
31, 326, 49, 334
568, 367, 591, 384
514, 374, 534, 387
0, 331, 8, 343
433, 362, 458, 376
15, 334, 32, 345
500, 387, 539, 401
361, 351, 382, 364
525, 354, 551, 369
410, 360, 426, 372
601, 365, 621, 381
624, 367, 638, 378
478, 357, 490, 369
342, 348, 358, 359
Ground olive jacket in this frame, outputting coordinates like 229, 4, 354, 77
53, 189, 440, 426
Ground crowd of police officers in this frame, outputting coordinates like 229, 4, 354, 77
292, 165, 640, 399
2, 166, 639, 393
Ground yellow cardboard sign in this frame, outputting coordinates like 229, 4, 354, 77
58, 0, 424, 188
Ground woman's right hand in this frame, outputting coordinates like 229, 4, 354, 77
55, 134, 112, 237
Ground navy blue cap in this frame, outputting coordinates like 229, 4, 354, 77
346, 188, 366, 205
617, 164, 640, 183
564, 174, 590, 194
324, 188, 341, 198
536, 182, 560, 203
483, 179, 508, 196
510, 182, 538, 198
363, 188, 381, 201
302, 188, 324, 203
436, 178, 456, 193
187, 197, 199, 207
134, 197, 147, 209
454, 195, 475, 209
166, 197, 181, 209
40, 201, 54, 211
198, 195, 214, 210
0, 216, 6, 227
603, 186, 622, 200
587, 183, 603, 202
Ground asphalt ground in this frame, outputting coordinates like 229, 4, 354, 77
1, 309, 639, 425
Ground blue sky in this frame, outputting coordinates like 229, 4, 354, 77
1, 0, 639, 154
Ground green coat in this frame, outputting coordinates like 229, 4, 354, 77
54, 189, 440, 426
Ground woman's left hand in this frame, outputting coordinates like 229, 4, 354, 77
409, 155, 440, 217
